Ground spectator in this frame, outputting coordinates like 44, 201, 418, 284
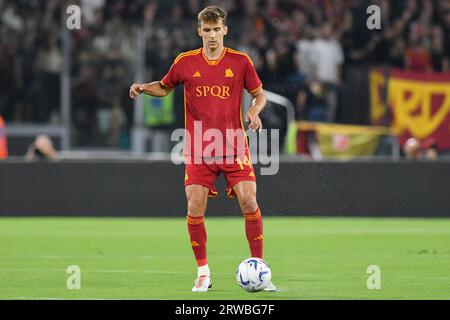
25, 134, 59, 161
403, 137, 422, 160
403, 137, 439, 161
404, 38, 432, 72
36, 36, 62, 123
106, 99, 127, 147
81, 0, 106, 26
310, 23, 344, 122
296, 80, 328, 122
430, 26, 449, 72
295, 25, 316, 79
422, 138, 438, 161
389, 38, 407, 69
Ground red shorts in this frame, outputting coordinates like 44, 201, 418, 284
184, 154, 256, 198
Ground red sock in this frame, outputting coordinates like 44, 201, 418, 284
187, 215, 208, 267
243, 208, 263, 258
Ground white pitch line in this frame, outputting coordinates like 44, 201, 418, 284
0, 268, 318, 278
5, 255, 156, 260
4, 254, 286, 260
0, 268, 193, 274
10, 297, 110, 300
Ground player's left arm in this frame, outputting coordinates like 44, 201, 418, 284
243, 55, 266, 132
245, 88, 266, 132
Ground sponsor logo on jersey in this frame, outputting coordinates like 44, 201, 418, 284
195, 85, 231, 100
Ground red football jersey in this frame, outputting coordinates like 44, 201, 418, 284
160, 47, 262, 159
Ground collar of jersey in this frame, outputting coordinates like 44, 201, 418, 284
201, 47, 227, 66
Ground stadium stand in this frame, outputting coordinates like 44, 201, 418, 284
0, 0, 449, 151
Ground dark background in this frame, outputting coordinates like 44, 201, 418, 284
1, 161, 448, 217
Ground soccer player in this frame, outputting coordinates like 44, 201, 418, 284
130, 6, 275, 292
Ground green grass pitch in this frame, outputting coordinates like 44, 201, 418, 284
0, 217, 449, 300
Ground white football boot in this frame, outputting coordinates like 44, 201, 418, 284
264, 281, 277, 292
192, 275, 212, 292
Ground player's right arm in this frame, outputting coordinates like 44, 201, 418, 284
129, 81, 173, 99
130, 53, 186, 99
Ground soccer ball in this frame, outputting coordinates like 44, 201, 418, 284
236, 257, 271, 292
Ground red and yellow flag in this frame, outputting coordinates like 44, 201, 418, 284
370, 69, 450, 150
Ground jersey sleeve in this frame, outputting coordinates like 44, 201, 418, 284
244, 57, 263, 94
160, 59, 183, 88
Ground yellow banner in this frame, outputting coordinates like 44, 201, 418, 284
297, 121, 387, 159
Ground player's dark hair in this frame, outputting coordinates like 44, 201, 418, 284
197, 6, 227, 26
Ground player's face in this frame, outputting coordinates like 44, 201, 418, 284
198, 20, 228, 51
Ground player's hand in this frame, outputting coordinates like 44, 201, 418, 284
245, 107, 262, 132
129, 83, 145, 99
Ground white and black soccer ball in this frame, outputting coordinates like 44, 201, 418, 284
236, 257, 271, 292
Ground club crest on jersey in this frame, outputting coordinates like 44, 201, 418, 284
225, 68, 234, 78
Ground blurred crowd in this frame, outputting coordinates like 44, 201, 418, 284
403, 137, 438, 160
0, 0, 449, 148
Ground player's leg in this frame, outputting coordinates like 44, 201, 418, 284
222, 153, 263, 258
232, 181, 263, 259
186, 184, 210, 269
233, 180, 276, 291
185, 184, 212, 292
